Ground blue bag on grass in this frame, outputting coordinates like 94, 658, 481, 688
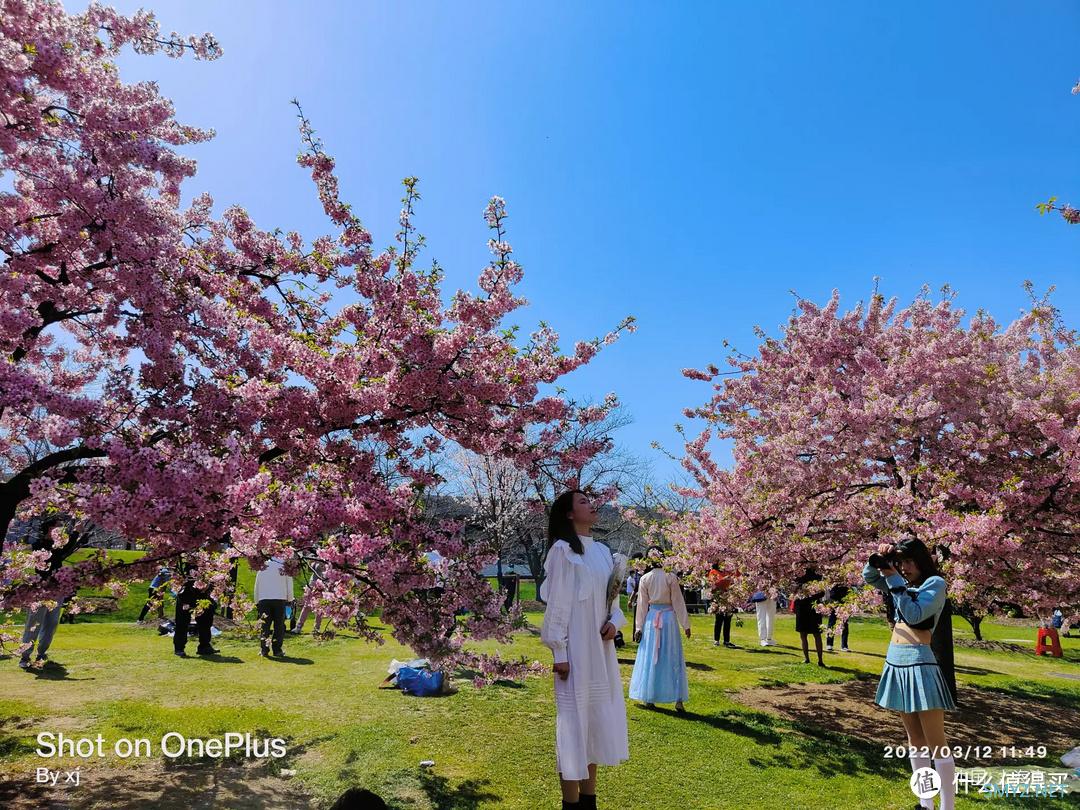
396, 667, 444, 696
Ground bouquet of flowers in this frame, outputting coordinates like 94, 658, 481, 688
606, 552, 628, 610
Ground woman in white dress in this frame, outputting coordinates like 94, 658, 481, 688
540, 490, 629, 810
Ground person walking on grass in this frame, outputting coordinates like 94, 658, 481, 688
17, 516, 67, 669
137, 566, 170, 623
174, 560, 219, 658
864, 537, 957, 810
629, 547, 691, 712
750, 587, 778, 646
18, 597, 65, 669
825, 583, 851, 653
793, 569, 825, 667
254, 556, 293, 657
540, 490, 628, 810
291, 557, 327, 635
707, 564, 736, 648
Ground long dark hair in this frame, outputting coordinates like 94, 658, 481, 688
893, 537, 940, 585
547, 490, 585, 555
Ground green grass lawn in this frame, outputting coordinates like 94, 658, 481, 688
1, 606, 1077, 809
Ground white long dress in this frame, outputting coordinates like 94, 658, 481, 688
539, 535, 629, 780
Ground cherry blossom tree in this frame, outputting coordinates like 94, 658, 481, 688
0, 0, 633, 676
1035, 79, 1080, 226
673, 287, 1080, 636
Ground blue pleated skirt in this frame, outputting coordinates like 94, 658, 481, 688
875, 643, 956, 712
629, 605, 689, 704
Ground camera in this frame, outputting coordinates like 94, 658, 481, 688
869, 550, 898, 569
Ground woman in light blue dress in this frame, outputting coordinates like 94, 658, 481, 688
629, 549, 690, 711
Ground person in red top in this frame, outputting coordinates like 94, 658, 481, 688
706, 565, 737, 648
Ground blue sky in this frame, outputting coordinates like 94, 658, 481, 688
86, 1, 1080, 485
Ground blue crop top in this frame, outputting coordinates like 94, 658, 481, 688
862, 563, 947, 632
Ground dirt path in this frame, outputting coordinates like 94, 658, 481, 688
734, 676, 1080, 760
0, 761, 315, 809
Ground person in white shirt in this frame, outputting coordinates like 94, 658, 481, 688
750, 588, 778, 646
628, 548, 691, 712
540, 490, 628, 810
254, 557, 293, 657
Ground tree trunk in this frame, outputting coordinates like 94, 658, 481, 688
969, 615, 983, 641
956, 604, 984, 640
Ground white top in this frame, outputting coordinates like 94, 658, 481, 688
254, 557, 293, 602
634, 568, 690, 633
539, 535, 629, 780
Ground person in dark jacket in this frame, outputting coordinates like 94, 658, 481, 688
793, 569, 825, 666
173, 559, 218, 658
825, 584, 851, 652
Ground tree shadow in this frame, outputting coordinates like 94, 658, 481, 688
452, 667, 525, 689
953, 664, 1002, 676
404, 771, 500, 810
735, 677, 1080, 759
747, 721, 907, 779
644, 705, 786, 746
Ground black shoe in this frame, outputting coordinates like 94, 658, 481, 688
579, 794, 597, 810
174, 649, 187, 658
724, 642, 737, 648
196, 646, 219, 656
259, 648, 269, 658
272, 649, 284, 657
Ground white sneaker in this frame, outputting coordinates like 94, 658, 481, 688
766, 639, 778, 646
841, 646, 851, 652
760, 640, 769, 647
713, 640, 720, 646
18, 660, 30, 669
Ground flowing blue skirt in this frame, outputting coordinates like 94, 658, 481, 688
875, 643, 956, 712
629, 606, 689, 704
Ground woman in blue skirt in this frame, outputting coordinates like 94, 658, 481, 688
864, 537, 957, 810
629, 549, 690, 712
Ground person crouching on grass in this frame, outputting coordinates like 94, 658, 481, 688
628, 546, 690, 712
863, 537, 957, 810
540, 490, 628, 810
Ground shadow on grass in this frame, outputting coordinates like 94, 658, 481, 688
835, 649, 885, 659
748, 721, 907, 779
194, 654, 244, 664
6, 758, 316, 808
452, 668, 525, 689
735, 677, 1080, 758
953, 664, 1002, 676
0, 717, 38, 760
975, 680, 1080, 713
267, 655, 314, 665
381, 768, 501, 810
644, 705, 785, 746
31, 661, 94, 681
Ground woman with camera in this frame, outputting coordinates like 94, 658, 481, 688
863, 537, 956, 810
